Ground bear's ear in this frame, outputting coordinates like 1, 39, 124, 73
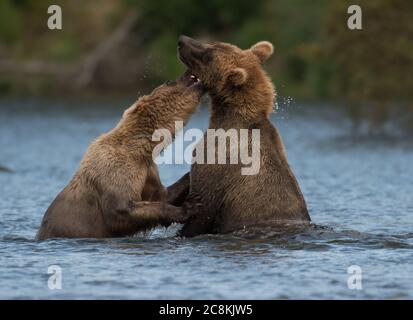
227, 68, 248, 86
250, 41, 274, 63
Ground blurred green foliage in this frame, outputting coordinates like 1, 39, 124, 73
0, 0, 23, 44
0, 0, 412, 129
326, 0, 413, 129
131, 0, 265, 82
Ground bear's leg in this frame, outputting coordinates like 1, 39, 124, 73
166, 172, 190, 205
128, 201, 189, 227
127, 195, 203, 229
101, 186, 201, 236
178, 193, 216, 237
103, 200, 192, 236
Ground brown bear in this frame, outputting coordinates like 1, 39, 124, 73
36, 70, 203, 240
170, 36, 311, 236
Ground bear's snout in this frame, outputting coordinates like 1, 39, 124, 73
177, 35, 189, 48
178, 35, 199, 49
177, 35, 208, 70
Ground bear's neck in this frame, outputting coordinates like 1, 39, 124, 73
209, 89, 274, 127
105, 104, 189, 159
112, 119, 179, 157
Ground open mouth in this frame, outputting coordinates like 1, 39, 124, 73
189, 74, 200, 85
181, 70, 201, 87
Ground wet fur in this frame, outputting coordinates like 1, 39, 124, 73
37, 77, 203, 239
173, 37, 310, 237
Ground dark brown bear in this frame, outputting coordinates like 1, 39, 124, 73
171, 36, 310, 236
37, 71, 203, 240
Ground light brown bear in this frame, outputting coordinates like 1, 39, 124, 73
36, 71, 203, 240
171, 36, 310, 236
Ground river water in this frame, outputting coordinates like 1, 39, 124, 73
0, 97, 412, 299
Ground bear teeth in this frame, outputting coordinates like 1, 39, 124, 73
190, 75, 199, 82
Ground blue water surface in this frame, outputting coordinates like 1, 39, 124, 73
0, 97, 412, 299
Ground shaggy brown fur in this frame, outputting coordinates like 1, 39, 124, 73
36, 71, 203, 240
171, 36, 310, 236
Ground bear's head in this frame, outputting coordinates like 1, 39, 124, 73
178, 35, 275, 116
121, 69, 204, 141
